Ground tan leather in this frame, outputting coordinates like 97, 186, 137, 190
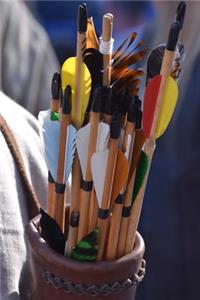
26, 215, 145, 300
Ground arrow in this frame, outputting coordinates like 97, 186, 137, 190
143, 19, 183, 141
38, 86, 77, 232
75, 86, 110, 242
64, 4, 90, 254
106, 98, 135, 260
47, 72, 61, 217
100, 13, 114, 87
91, 114, 128, 260
125, 1, 186, 256
116, 99, 145, 258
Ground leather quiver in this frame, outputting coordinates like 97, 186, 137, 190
26, 215, 145, 300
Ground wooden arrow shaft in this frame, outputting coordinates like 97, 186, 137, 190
102, 139, 118, 209
106, 121, 135, 260
56, 114, 70, 183
106, 202, 123, 260
97, 218, 110, 260
66, 154, 81, 255
85, 113, 100, 180
75, 32, 86, 127
53, 113, 70, 232
116, 129, 145, 258
78, 112, 100, 241
116, 172, 136, 258
125, 139, 154, 254
102, 14, 113, 87
78, 189, 91, 241
97, 138, 119, 260
47, 181, 55, 217
88, 189, 98, 232
54, 193, 66, 232
51, 98, 60, 113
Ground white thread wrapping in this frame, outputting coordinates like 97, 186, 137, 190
99, 37, 114, 55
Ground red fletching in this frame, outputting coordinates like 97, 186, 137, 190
143, 75, 162, 138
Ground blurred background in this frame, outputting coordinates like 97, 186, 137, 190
1, 1, 200, 299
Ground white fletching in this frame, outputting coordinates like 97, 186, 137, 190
76, 123, 90, 180
76, 122, 109, 179
91, 149, 109, 208
38, 109, 76, 182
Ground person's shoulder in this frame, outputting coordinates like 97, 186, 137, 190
0, 91, 40, 136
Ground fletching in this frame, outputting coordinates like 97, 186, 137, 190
155, 76, 179, 138
143, 74, 162, 138
76, 122, 110, 179
91, 149, 109, 208
38, 109, 77, 181
71, 228, 98, 261
143, 75, 179, 139
61, 57, 92, 127
111, 150, 129, 206
86, 18, 99, 49
131, 151, 148, 205
40, 209, 66, 255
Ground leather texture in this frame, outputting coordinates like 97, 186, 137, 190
26, 215, 145, 300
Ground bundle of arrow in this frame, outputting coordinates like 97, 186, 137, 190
38, 2, 186, 262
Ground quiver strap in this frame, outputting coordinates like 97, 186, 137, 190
0, 114, 40, 219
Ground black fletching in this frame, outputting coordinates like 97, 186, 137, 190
77, 3, 88, 33
110, 113, 122, 139
91, 85, 102, 113
51, 72, 61, 99
40, 209, 66, 255
146, 42, 185, 84
84, 48, 103, 86
62, 85, 72, 114
102, 86, 112, 115
134, 96, 142, 129
127, 98, 135, 123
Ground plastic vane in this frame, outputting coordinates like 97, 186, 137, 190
143, 74, 179, 139
71, 228, 99, 262
61, 57, 92, 127
38, 109, 77, 181
131, 151, 148, 204
76, 122, 110, 179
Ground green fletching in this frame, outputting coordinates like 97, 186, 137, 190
51, 111, 59, 121
132, 151, 148, 205
70, 228, 99, 262
79, 240, 93, 249
71, 251, 97, 262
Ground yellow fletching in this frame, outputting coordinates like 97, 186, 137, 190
61, 57, 91, 127
156, 76, 179, 138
